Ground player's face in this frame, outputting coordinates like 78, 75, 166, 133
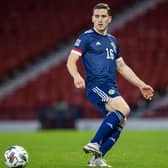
92, 9, 112, 34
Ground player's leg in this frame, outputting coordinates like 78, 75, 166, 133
87, 121, 125, 167
83, 109, 125, 156
84, 96, 129, 158
87, 124, 123, 167
89, 96, 130, 146
83, 84, 129, 154
105, 96, 130, 117
83, 87, 109, 156
100, 118, 127, 156
95, 96, 129, 156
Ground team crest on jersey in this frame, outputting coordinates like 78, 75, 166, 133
108, 89, 115, 95
74, 38, 81, 46
111, 42, 117, 53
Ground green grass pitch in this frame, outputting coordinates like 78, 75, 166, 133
0, 130, 168, 168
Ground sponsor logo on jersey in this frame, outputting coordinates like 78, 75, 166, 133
108, 89, 115, 95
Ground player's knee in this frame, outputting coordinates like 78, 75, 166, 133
114, 104, 130, 117
117, 102, 130, 116
115, 105, 130, 117
123, 105, 130, 116
105, 104, 130, 117
105, 97, 130, 116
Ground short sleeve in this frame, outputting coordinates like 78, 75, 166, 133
71, 33, 88, 56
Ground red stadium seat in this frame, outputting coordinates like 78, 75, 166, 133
0, 0, 167, 120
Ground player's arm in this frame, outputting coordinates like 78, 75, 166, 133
116, 58, 154, 100
66, 52, 85, 89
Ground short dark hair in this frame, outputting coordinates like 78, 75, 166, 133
93, 3, 111, 16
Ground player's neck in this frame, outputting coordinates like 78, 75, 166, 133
93, 27, 107, 35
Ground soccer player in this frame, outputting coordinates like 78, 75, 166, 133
67, 3, 154, 167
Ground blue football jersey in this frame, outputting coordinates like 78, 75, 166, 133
71, 29, 122, 89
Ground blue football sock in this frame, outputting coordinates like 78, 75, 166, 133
100, 125, 123, 156
91, 110, 125, 144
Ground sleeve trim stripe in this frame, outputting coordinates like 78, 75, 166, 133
72, 47, 83, 53
71, 50, 82, 56
71, 48, 83, 56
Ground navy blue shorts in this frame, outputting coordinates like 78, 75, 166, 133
86, 83, 121, 117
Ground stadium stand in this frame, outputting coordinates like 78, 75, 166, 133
0, 0, 167, 122
0, 0, 136, 81
115, 1, 168, 107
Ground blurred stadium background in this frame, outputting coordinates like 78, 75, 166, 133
0, 0, 167, 131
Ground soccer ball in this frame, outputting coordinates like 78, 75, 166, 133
4, 145, 29, 168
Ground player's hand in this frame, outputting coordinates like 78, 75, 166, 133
139, 84, 154, 100
74, 74, 85, 89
